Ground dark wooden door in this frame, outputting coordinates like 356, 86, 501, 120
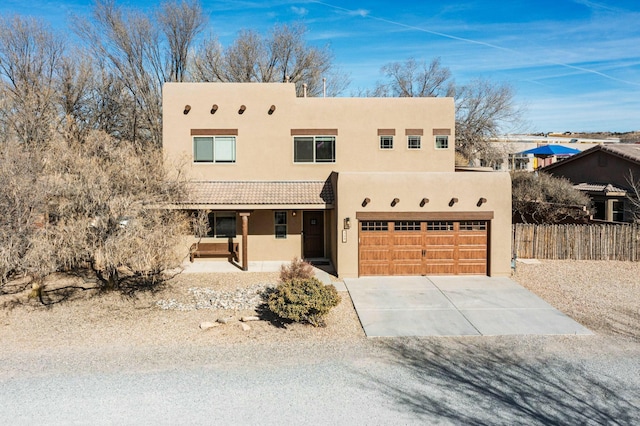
303, 211, 325, 258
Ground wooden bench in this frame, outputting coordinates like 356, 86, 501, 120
190, 242, 239, 262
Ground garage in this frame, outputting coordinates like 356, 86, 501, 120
358, 219, 488, 276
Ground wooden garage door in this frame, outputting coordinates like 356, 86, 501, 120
359, 220, 487, 276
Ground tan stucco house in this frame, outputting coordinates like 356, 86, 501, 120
163, 82, 512, 277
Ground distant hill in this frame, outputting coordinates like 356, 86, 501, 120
546, 131, 640, 143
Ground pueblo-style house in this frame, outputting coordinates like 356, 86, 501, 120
163, 83, 512, 277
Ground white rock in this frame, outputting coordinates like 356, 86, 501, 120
240, 323, 251, 331
217, 316, 236, 324
241, 316, 260, 322
199, 321, 219, 330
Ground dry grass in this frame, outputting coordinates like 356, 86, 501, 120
0, 271, 365, 355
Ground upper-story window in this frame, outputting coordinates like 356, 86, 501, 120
407, 135, 421, 149
379, 136, 394, 149
294, 136, 335, 163
194, 136, 236, 163
435, 135, 449, 149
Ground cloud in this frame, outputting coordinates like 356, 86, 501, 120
348, 8, 369, 17
291, 6, 308, 16
571, 0, 624, 13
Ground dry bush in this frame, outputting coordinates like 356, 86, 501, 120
267, 277, 341, 327
279, 257, 315, 282
512, 171, 591, 224
0, 129, 190, 294
0, 139, 48, 287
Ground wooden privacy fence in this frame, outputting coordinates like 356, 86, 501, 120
513, 223, 640, 261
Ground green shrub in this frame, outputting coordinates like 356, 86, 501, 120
267, 277, 341, 327
279, 257, 315, 282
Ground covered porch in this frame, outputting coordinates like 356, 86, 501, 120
177, 180, 335, 271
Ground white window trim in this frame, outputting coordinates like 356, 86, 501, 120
407, 135, 422, 150
435, 135, 449, 150
379, 135, 394, 150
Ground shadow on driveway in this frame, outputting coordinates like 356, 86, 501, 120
363, 338, 640, 425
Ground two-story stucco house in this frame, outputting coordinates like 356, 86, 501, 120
163, 82, 511, 278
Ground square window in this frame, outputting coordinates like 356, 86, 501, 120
380, 136, 393, 149
435, 135, 449, 149
215, 212, 236, 238
274, 211, 287, 239
408, 135, 421, 149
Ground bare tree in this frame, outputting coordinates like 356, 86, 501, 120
511, 171, 591, 224
54, 52, 96, 143
0, 16, 64, 146
74, 0, 163, 146
158, 0, 206, 82
374, 57, 454, 97
192, 23, 348, 96
455, 79, 523, 164
74, 0, 205, 146
370, 57, 523, 165
625, 171, 640, 223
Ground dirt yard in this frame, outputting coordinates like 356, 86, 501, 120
1, 260, 638, 356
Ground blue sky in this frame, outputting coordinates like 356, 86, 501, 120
1, 0, 639, 132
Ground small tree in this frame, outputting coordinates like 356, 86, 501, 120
511, 171, 591, 224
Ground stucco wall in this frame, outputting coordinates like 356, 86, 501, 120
163, 82, 455, 180
188, 209, 304, 263
335, 171, 512, 278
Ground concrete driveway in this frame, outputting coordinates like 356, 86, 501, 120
344, 276, 592, 337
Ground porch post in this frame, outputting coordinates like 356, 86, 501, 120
239, 212, 250, 271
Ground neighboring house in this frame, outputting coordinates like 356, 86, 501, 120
163, 83, 512, 277
541, 144, 640, 222
488, 135, 610, 171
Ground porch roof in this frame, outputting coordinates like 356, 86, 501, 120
574, 182, 627, 194
179, 180, 335, 208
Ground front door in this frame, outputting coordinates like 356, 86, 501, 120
303, 211, 325, 258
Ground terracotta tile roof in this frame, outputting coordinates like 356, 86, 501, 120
181, 180, 334, 205
574, 183, 627, 193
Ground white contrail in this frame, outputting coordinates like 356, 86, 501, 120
311, 0, 640, 87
